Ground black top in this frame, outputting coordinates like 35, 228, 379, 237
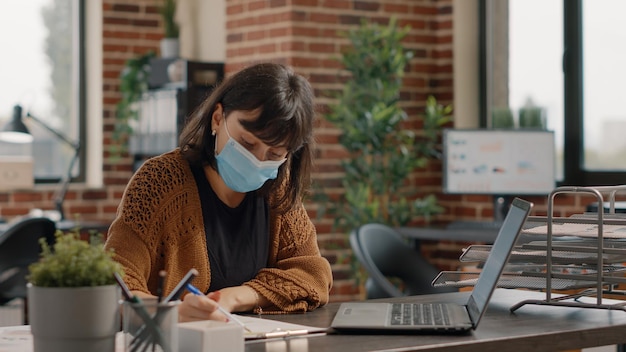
190, 164, 269, 292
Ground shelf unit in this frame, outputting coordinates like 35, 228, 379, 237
434, 185, 626, 312
129, 59, 224, 170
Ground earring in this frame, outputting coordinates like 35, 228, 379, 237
212, 130, 216, 136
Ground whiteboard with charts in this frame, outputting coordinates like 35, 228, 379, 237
442, 129, 555, 195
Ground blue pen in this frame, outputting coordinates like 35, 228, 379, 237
185, 283, 251, 332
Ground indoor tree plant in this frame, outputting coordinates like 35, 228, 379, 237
320, 17, 451, 289
323, 17, 450, 232
27, 230, 124, 352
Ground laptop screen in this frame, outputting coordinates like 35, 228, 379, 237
466, 198, 532, 327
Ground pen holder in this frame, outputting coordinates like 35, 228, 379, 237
122, 298, 180, 352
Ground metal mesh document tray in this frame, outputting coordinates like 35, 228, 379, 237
432, 271, 601, 290
460, 244, 626, 265
438, 185, 626, 313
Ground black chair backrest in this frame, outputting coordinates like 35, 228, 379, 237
0, 217, 56, 304
351, 223, 455, 299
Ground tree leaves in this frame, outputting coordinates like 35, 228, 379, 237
321, 17, 451, 232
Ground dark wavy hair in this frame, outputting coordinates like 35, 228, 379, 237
179, 62, 315, 213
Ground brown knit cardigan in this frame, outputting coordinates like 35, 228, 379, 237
104, 149, 333, 313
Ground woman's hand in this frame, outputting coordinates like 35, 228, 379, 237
216, 285, 264, 313
178, 291, 229, 323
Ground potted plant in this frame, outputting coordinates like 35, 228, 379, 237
491, 107, 515, 128
27, 230, 124, 352
518, 98, 546, 129
111, 50, 155, 158
318, 17, 451, 293
159, 0, 179, 58
323, 17, 450, 231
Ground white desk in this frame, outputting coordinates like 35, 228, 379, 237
0, 326, 125, 352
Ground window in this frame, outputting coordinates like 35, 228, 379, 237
481, 0, 626, 186
0, 0, 85, 183
579, 0, 626, 179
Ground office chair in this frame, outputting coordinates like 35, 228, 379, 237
0, 216, 56, 305
350, 223, 456, 299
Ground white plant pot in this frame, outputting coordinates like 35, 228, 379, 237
160, 38, 180, 58
27, 284, 120, 352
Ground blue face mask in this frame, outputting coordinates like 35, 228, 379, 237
215, 120, 286, 193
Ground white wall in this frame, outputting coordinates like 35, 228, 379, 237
177, 0, 226, 62
453, 0, 480, 128
86, 0, 102, 188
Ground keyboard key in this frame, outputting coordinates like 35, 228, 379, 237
390, 303, 452, 326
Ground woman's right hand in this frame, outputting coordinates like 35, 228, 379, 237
178, 291, 229, 323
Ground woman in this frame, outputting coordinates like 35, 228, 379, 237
105, 62, 333, 322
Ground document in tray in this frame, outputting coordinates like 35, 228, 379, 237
237, 315, 328, 340
461, 244, 626, 265
522, 223, 626, 239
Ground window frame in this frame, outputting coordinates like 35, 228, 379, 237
34, 0, 86, 185
479, 0, 626, 187
75, 0, 86, 185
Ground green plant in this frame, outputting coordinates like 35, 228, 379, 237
112, 51, 155, 156
28, 230, 123, 287
160, 0, 179, 38
322, 17, 450, 233
491, 107, 514, 128
518, 98, 545, 129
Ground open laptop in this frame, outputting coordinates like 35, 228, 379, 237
331, 197, 533, 333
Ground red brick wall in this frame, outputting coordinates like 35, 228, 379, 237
224, 0, 461, 300
101, 1, 163, 223
0, 0, 592, 302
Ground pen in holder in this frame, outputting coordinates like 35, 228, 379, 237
122, 298, 180, 352
115, 270, 196, 352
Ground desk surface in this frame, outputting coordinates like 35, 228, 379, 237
396, 226, 500, 244
396, 226, 540, 244
2, 289, 625, 351
245, 289, 626, 352
0, 219, 109, 235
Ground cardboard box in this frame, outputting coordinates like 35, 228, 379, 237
0, 156, 34, 191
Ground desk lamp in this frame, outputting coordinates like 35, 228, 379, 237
0, 104, 81, 221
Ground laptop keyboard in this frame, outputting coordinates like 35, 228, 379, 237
390, 303, 451, 326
